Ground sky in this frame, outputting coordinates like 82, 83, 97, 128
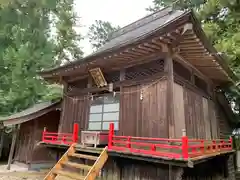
75, 0, 153, 55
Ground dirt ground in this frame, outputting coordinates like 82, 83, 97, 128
0, 171, 76, 180
0, 171, 47, 180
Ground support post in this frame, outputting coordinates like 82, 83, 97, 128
7, 124, 18, 170
42, 127, 46, 142
165, 49, 175, 138
108, 123, 114, 149
0, 129, 4, 158
73, 123, 79, 143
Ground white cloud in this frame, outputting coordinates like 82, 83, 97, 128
74, 0, 152, 55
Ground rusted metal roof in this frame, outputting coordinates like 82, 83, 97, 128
1, 101, 61, 126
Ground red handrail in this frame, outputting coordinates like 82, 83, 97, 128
42, 123, 79, 145
107, 123, 233, 160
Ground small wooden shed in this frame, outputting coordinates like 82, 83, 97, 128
1, 101, 61, 170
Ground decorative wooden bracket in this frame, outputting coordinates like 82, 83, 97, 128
89, 68, 107, 88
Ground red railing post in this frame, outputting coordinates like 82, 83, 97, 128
42, 127, 46, 142
108, 123, 114, 149
127, 136, 131, 148
73, 123, 79, 143
212, 140, 216, 152
200, 140, 204, 154
182, 135, 189, 160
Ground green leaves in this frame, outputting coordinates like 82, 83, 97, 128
0, 0, 82, 116
88, 20, 120, 50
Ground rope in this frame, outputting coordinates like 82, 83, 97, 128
64, 76, 166, 101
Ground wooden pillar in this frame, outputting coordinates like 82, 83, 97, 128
165, 50, 175, 138
7, 124, 18, 170
120, 69, 126, 81
0, 128, 4, 158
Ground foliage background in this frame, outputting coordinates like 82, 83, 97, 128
0, 0, 82, 116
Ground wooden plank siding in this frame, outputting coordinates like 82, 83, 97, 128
119, 85, 142, 136
216, 105, 232, 139
14, 111, 60, 164
182, 87, 218, 139
59, 96, 90, 134
173, 83, 186, 138
141, 80, 168, 138
119, 80, 167, 137
60, 78, 230, 142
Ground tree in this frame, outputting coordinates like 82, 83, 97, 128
147, 0, 240, 116
0, 0, 82, 116
88, 20, 120, 50
146, 0, 206, 12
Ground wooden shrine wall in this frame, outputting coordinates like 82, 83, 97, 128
173, 82, 221, 139
119, 80, 168, 137
58, 95, 90, 134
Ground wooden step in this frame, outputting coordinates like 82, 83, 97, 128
69, 153, 98, 161
62, 161, 92, 170
53, 170, 85, 180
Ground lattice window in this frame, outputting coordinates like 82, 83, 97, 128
68, 78, 88, 91
173, 60, 191, 81
104, 71, 120, 83
125, 59, 164, 80
194, 75, 208, 93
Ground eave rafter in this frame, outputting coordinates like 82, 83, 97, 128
178, 28, 230, 82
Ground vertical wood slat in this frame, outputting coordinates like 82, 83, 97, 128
120, 85, 141, 136
183, 86, 212, 139
173, 83, 186, 138
202, 97, 211, 139
120, 80, 167, 138
141, 80, 168, 138
59, 96, 90, 134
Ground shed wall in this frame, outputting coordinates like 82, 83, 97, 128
14, 111, 60, 164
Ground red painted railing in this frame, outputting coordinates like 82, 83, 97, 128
42, 123, 79, 145
107, 123, 233, 160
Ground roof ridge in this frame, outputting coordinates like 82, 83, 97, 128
110, 6, 174, 40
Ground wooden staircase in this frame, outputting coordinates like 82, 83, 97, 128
44, 143, 108, 180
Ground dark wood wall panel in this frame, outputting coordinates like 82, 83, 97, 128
120, 80, 167, 137
202, 97, 211, 139
208, 101, 219, 139
15, 111, 60, 164
119, 85, 142, 136
216, 106, 232, 139
173, 83, 186, 138
59, 96, 90, 133
183, 87, 216, 139
141, 80, 167, 137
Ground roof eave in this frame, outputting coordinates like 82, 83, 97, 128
40, 10, 193, 80
189, 11, 238, 84
2, 101, 61, 126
